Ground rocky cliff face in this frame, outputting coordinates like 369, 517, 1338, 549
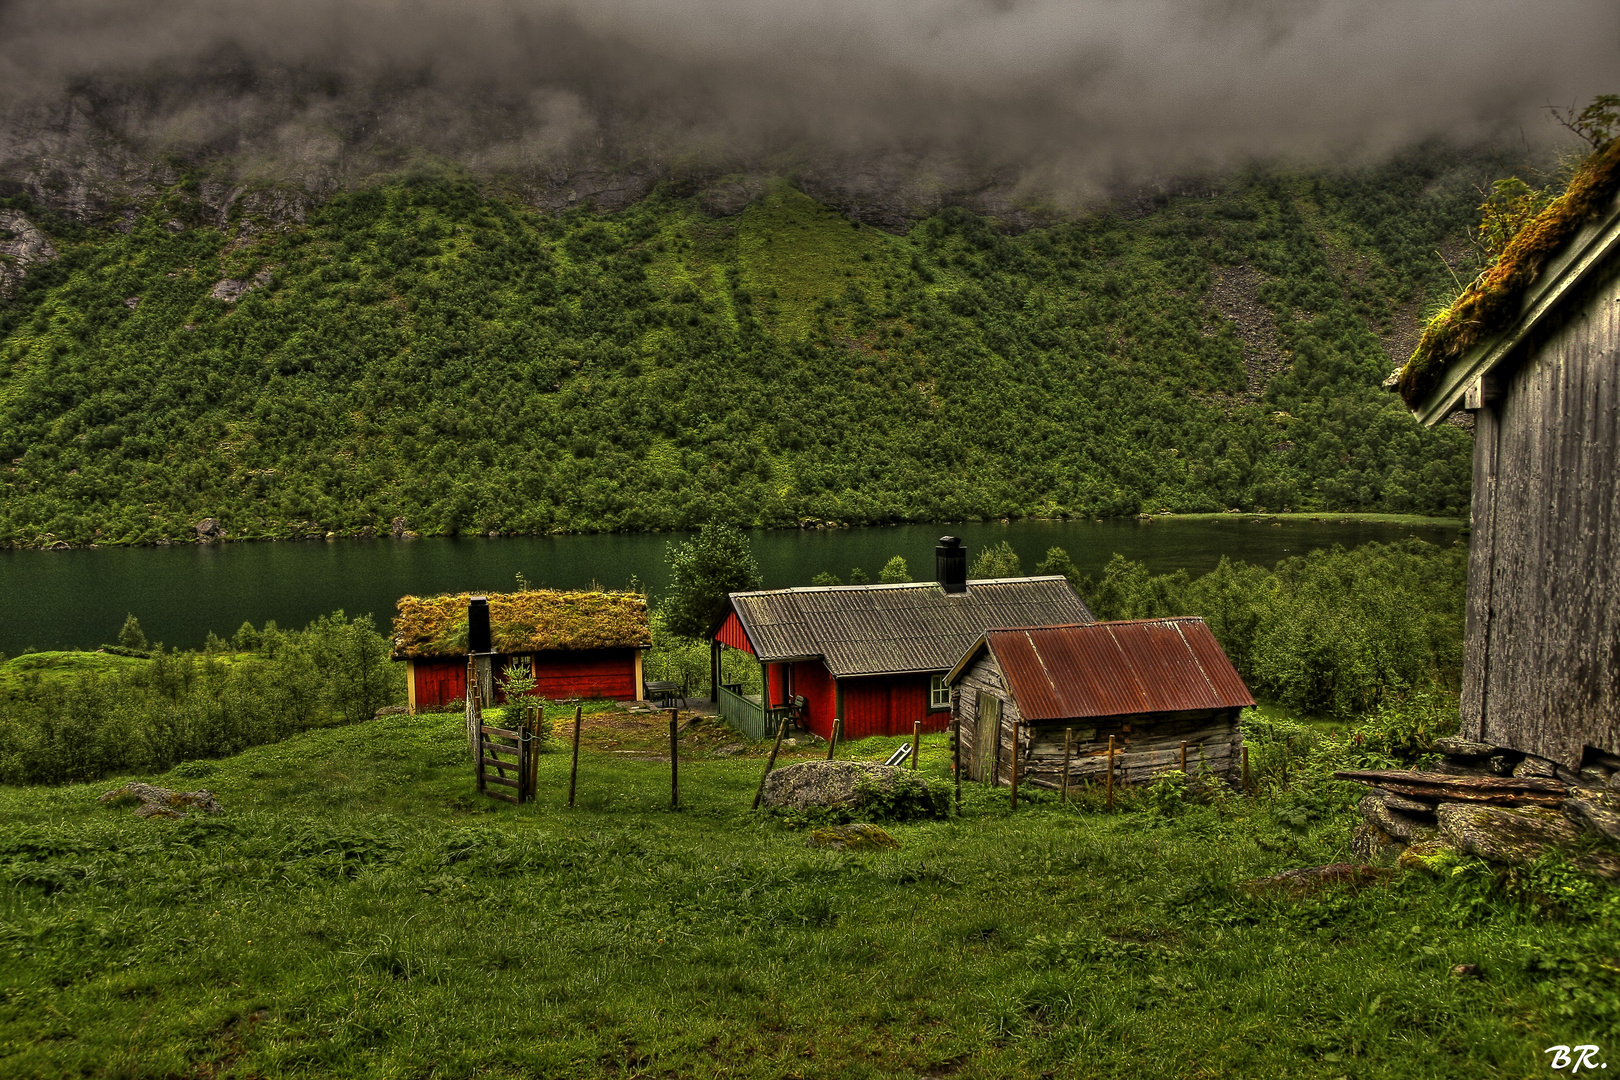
0, 210, 56, 296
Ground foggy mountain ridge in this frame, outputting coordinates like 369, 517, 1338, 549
0, 1, 1615, 228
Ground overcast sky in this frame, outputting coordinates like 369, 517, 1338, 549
0, 0, 1614, 192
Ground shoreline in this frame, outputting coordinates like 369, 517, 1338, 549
6, 511, 1467, 552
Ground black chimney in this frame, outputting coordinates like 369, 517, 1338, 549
467, 596, 492, 653
936, 536, 967, 594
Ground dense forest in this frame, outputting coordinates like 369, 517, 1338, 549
0, 145, 1506, 547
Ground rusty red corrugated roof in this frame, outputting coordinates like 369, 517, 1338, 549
985, 618, 1255, 721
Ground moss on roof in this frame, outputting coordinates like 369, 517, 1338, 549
1396, 138, 1620, 410
392, 589, 651, 659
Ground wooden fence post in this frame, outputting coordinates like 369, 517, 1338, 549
567, 705, 582, 808
911, 720, 921, 771
952, 716, 962, 814
669, 708, 679, 810
753, 715, 789, 811
1243, 744, 1251, 795
827, 718, 842, 761
1106, 734, 1115, 812
1180, 740, 1188, 774
1010, 721, 1020, 810
1062, 727, 1073, 805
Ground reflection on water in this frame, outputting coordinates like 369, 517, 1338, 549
1, 517, 1463, 654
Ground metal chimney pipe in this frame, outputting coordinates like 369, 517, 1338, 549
936, 536, 967, 594
468, 596, 492, 653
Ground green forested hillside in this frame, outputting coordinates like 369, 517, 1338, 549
0, 148, 1495, 546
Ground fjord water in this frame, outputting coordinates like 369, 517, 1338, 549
0, 518, 1463, 655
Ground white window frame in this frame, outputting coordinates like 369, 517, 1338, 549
929, 674, 950, 710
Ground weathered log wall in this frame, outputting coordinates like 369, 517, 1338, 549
1463, 251, 1620, 766
953, 652, 1244, 788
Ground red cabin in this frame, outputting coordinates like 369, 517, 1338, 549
392, 589, 652, 711
712, 537, 1093, 740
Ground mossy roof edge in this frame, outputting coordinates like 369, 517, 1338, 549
391, 589, 651, 659
1395, 139, 1620, 414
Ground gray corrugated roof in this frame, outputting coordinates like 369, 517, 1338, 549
728, 577, 1094, 677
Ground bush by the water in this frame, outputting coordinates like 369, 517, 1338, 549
0, 612, 402, 785
1069, 538, 1465, 720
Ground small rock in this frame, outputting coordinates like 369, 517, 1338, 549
1359, 793, 1437, 843
391, 517, 408, 538
373, 705, 409, 719
1514, 756, 1557, 780
194, 517, 223, 541
782, 738, 799, 749
1351, 821, 1406, 861
1579, 765, 1613, 786
1398, 839, 1460, 872
1450, 964, 1481, 979
806, 823, 898, 851
1565, 786, 1620, 844
1434, 737, 1496, 760
1248, 863, 1389, 895
99, 782, 223, 819
123, 296, 139, 309
1377, 788, 1434, 814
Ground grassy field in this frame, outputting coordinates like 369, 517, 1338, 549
2, 703, 1614, 1079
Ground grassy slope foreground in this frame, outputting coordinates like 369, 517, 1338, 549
0, 147, 1497, 547
1, 707, 1614, 1078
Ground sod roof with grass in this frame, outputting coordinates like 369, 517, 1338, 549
1394, 137, 1620, 417
391, 590, 652, 659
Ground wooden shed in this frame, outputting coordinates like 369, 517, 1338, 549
391, 590, 652, 711
714, 539, 1093, 740
946, 618, 1255, 789
1393, 139, 1620, 769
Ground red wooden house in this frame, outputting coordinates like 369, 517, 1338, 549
392, 589, 652, 711
712, 537, 1093, 740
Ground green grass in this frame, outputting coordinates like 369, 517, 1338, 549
0, 651, 150, 693
0, 705, 1612, 1078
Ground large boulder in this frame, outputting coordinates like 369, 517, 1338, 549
761, 761, 944, 820
1437, 803, 1620, 880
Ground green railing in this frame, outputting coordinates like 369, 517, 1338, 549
717, 683, 798, 741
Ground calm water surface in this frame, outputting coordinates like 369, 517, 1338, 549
0, 518, 1464, 654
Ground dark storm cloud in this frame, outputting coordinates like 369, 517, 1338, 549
0, 0, 1614, 195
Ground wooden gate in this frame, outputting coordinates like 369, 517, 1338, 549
476, 706, 544, 805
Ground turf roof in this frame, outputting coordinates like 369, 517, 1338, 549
392, 590, 651, 659
1395, 138, 1620, 411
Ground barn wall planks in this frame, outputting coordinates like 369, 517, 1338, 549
1472, 253, 1620, 765
954, 650, 1243, 786
410, 649, 640, 707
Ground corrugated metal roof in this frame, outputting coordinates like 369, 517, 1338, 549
984, 618, 1255, 721
727, 577, 1093, 677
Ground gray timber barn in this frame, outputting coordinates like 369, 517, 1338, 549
946, 618, 1255, 789
1398, 179, 1620, 769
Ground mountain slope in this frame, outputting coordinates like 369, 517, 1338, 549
0, 149, 1494, 546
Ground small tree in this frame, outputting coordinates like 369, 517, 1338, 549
878, 556, 912, 583
663, 523, 764, 638
849, 567, 871, 585
811, 571, 843, 587
1035, 547, 1085, 593
969, 541, 1022, 579
117, 614, 149, 652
